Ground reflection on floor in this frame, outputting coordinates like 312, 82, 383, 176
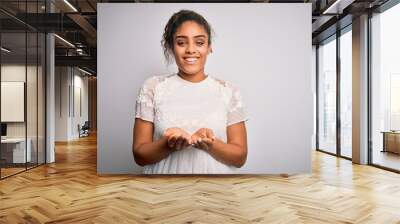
0, 167, 25, 177
373, 150, 400, 170
0, 162, 42, 179
341, 148, 352, 158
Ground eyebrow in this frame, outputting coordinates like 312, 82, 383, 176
175, 35, 207, 39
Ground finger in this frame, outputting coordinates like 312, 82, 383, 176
191, 135, 199, 144
168, 139, 175, 148
191, 136, 199, 148
175, 135, 183, 150
181, 138, 187, 148
183, 138, 190, 148
189, 136, 195, 146
185, 135, 192, 146
199, 141, 209, 151
164, 129, 171, 137
202, 138, 213, 145
177, 135, 187, 149
168, 135, 177, 148
164, 128, 170, 135
163, 132, 168, 138
182, 134, 191, 146
192, 142, 200, 149
175, 134, 181, 150
196, 129, 205, 138
164, 128, 176, 137
206, 129, 215, 139
194, 138, 203, 149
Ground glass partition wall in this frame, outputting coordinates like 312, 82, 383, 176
316, 26, 353, 159
0, 2, 46, 179
370, 3, 400, 172
317, 35, 337, 155
339, 28, 352, 159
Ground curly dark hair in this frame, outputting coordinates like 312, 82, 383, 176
161, 9, 213, 63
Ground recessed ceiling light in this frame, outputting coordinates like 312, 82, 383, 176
1, 47, 11, 53
54, 34, 75, 48
323, 0, 344, 14
63, 0, 78, 12
78, 67, 93, 76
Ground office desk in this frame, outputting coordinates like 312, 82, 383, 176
382, 131, 400, 154
1, 138, 31, 163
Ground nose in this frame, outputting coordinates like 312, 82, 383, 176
185, 42, 196, 54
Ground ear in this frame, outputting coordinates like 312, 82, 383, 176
209, 46, 213, 54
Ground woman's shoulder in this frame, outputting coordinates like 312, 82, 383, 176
142, 73, 175, 89
209, 76, 239, 91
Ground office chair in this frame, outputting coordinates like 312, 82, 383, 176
79, 121, 90, 138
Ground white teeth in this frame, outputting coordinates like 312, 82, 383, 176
185, 58, 198, 62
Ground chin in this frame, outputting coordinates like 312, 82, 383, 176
181, 67, 202, 76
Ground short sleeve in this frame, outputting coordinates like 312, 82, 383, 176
227, 85, 248, 126
135, 77, 157, 122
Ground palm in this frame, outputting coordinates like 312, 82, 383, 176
164, 127, 191, 150
191, 128, 215, 151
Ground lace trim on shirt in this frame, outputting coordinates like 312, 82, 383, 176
135, 74, 173, 122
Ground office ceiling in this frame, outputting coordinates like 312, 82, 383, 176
0, 0, 392, 75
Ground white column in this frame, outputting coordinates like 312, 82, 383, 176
45, 1, 56, 163
352, 14, 369, 164
46, 33, 55, 163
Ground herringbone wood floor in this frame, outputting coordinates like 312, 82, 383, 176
1, 134, 400, 224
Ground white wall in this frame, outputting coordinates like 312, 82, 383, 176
55, 66, 69, 141
72, 72, 89, 138
98, 3, 313, 174
55, 67, 89, 141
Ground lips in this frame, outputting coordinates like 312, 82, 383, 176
183, 57, 199, 64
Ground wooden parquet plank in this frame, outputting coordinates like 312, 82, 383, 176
1, 134, 400, 223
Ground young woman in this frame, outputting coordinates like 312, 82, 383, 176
132, 9, 248, 174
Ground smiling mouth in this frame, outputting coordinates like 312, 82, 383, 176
183, 57, 199, 64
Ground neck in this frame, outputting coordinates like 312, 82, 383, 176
177, 70, 207, 83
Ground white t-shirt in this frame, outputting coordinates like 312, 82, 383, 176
135, 73, 248, 174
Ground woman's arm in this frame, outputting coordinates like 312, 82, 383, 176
132, 118, 171, 166
210, 122, 247, 168
192, 122, 248, 168
132, 118, 192, 166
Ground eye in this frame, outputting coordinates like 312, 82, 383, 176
177, 41, 185, 46
196, 42, 205, 46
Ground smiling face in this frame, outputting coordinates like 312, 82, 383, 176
172, 21, 212, 78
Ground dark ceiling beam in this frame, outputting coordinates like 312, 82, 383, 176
56, 47, 97, 57
67, 13, 97, 39
86, 0, 97, 12
0, 8, 38, 31
0, 18, 27, 31
312, 14, 352, 44
312, 0, 355, 35
8, 12, 97, 46
312, 15, 335, 33
55, 55, 96, 70
12, 13, 83, 32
